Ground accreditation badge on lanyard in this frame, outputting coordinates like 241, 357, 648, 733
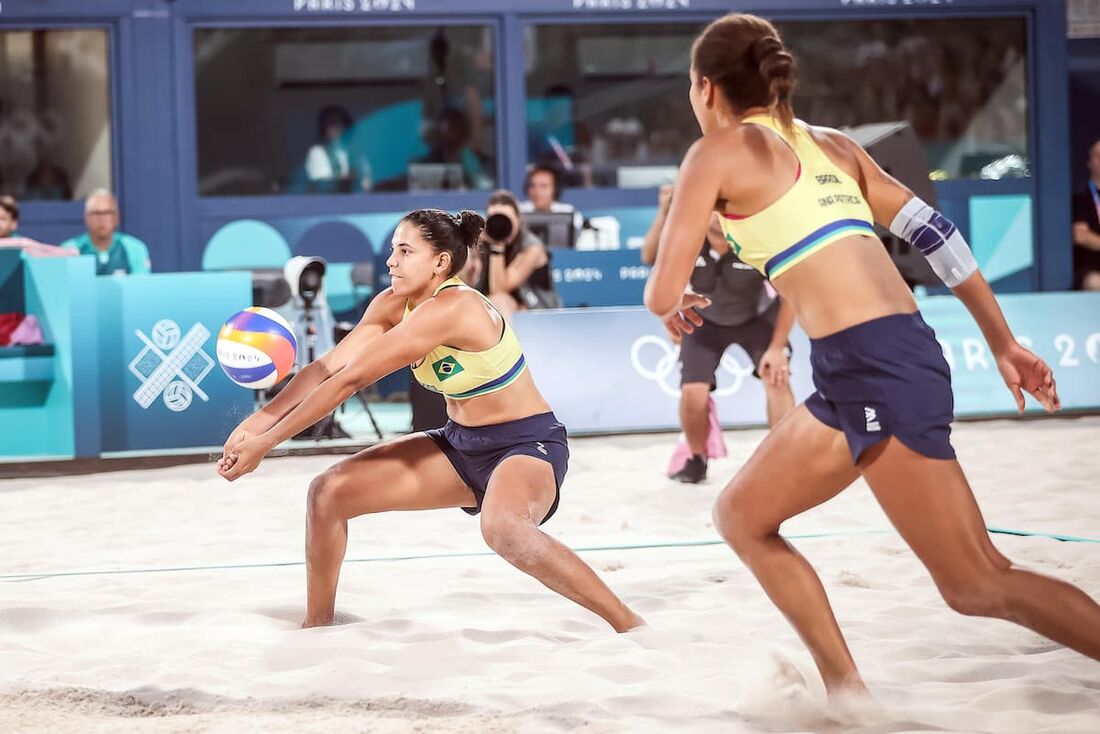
1090, 181, 1100, 224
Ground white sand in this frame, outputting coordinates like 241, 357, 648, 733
1, 417, 1099, 733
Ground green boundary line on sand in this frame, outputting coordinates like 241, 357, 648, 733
2, 527, 1095, 583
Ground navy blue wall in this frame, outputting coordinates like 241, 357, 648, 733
1, 0, 1075, 290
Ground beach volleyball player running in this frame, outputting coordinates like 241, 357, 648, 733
219, 209, 642, 632
646, 13, 1100, 693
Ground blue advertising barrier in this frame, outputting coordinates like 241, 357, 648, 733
96, 272, 254, 452
514, 292, 1100, 435
0, 258, 253, 459
549, 249, 650, 308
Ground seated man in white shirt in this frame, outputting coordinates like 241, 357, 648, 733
519, 164, 584, 247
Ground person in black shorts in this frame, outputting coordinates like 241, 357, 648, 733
642, 184, 795, 483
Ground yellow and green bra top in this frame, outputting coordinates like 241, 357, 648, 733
719, 114, 877, 281
404, 277, 527, 400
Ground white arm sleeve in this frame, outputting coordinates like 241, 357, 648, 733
888, 196, 978, 288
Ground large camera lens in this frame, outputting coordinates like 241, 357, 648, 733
485, 213, 514, 242
300, 263, 324, 300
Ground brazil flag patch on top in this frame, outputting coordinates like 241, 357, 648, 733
432, 355, 464, 382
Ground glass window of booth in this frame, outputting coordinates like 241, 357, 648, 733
780, 17, 1029, 181
524, 23, 703, 189
193, 25, 497, 197
524, 16, 1029, 187
0, 29, 113, 201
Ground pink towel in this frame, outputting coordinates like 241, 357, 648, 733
9, 314, 44, 346
667, 395, 728, 477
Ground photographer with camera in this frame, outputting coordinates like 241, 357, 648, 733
477, 190, 562, 319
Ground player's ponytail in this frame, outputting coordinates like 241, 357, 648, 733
454, 210, 485, 252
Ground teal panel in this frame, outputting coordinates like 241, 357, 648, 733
968, 195, 1034, 283
345, 100, 428, 182
202, 220, 292, 271
325, 262, 356, 313
0, 256, 97, 458
345, 212, 407, 253
98, 271, 254, 451
0, 356, 53, 382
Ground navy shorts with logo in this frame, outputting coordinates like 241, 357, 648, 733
425, 411, 569, 525
804, 312, 956, 463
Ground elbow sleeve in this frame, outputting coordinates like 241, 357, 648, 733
889, 196, 978, 288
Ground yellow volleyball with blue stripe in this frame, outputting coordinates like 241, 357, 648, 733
216, 307, 297, 389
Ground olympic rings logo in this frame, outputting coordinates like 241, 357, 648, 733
629, 335, 755, 398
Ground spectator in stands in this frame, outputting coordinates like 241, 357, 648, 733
0, 194, 77, 260
477, 189, 561, 318
1072, 138, 1100, 291
61, 189, 150, 275
302, 105, 371, 193
0, 196, 19, 238
519, 164, 584, 244
419, 107, 493, 191
24, 160, 73, 200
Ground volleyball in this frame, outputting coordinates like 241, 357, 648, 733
216, 307, 297, 389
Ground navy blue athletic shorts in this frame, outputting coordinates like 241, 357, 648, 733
804, 311, 956, 463
425, 411, 569, 525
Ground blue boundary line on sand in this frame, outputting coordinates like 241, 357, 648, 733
2, 528, 1096, 583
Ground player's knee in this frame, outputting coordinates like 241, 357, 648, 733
936, 570, 1008, 618
713, 481, 765, 555
480, 508, 535, 563
306, 471, 343, 520
681, 383, 709, 400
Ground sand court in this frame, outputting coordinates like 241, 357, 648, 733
2, 417, 1099, 733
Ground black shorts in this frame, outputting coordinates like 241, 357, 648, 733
425, 412, 569, 525
679, 302, 783, 388
805, 312, 956, 463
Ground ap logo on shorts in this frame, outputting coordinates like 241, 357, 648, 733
129, 319, 215, 412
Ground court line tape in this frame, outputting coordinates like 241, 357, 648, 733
2, 527, 1096, 583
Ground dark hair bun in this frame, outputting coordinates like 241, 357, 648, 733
752, 36, 795, 100
455, 210, 485, 249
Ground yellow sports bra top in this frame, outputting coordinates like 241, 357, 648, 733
404, 277, 528, 400
719, 114, 876, 281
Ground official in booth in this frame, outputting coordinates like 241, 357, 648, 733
60, 189, 151, 276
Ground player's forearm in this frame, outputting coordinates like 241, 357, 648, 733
640, 208, 667, 265
260, 367, 358, 447
245, 361, 331, 432
487, 252, 511, 294
1073, 228, 1100, 251
951, 272, 1016, 355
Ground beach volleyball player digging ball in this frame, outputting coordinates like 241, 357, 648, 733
218, 209, 643, 632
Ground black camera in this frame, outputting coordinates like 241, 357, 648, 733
485, 212, 514, 243
285, 256, 326, 307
